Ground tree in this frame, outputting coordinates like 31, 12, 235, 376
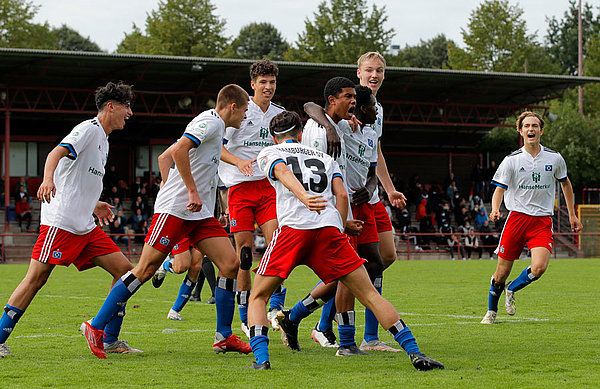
223, 23, 289, 60
117, 0, 227, 57
546, 1, 600, 75
285, 0, 394, 64
388, 34, 454, 69
0, 0, 56, 49
52, 25, 102, 52
448, 0, 558, 74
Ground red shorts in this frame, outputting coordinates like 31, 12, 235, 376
32, 225, 121, 271
373, 200, 393, 233
351, 202, 379, 246
228, 179, 277, 233
145, 214, 228, 254
255, 226, 366, 284
171, 238, 200, 255
496, 211, 553, 261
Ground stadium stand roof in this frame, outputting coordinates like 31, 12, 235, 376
1, 48, 599, 151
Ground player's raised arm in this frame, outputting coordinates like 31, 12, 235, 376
172, 136, 203, 212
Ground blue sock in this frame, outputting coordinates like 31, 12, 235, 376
388, 320, 420, 355
317, 298, 336, 332
508, 266, 538, 293
249, 325, 270, 364
0, 304, 24, 344
172, 276, 196, 312
103, 305, 126, 344
163, 257, 174, 273
269, 285, 287, 311
364, 275, 382, 342
335, 311, 356, 347
289, 293, 324, 324
237, 290, 249, 324
487, 275, 505, 312
216, 277, 236, 338
91, 271, 141, 330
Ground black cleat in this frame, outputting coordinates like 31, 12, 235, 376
409, 352, 445, 371
276, 310, 300, 351
151, 267, 167, 288
336, 343, 369, 356
250, 361, 271, 370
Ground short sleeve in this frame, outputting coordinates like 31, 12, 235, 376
184, 117, 218, 147
59, 124, 95, 159
491, 157, 511, 189
554, 153, 568, 182
302, 121, 328, 153
258, 147, 285, 180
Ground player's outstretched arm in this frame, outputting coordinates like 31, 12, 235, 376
304, 102, 341, 159
220, 146, 255, 176
272, 162, 327, 212
560, 178, 583, 232
375, 141, 406, 209
489, 186, 505, 222
172, 136, 203, 212
37, 145, 70, 203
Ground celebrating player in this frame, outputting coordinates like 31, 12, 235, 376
0, 82, 140, 357
247, 110, 444, 371
481, 112, 582, 324
81, 84, 252, 359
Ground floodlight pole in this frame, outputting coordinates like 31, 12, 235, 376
578, 0, 584, 114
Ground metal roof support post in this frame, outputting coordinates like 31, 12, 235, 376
4, 111, 10, 232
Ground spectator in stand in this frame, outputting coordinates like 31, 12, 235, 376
109, 210, 128, 245
139, 186, 149, 204
14, 177, 29, 198
439, 221, 465, 260
455, 204, 470, 228
151, 177, 161, 198
394, 208, 411, 235
446, 180, 459, 203
134, 219, 148, 244
479, 220, 497, 260
436, 200, 452, 229
104, 164, 118, 189
16, 196, 32, 232
131, 195, 148, 218
416, 197, 435, 227
107, 186, 119, 203
408, 174, 422, 207
116, 179, 128, 200
418, 215, 436, 250
111, 197, 123, 213
451, 191, 464, 211
475, 208, 489, 229
16, 185, 27, 202
130, 208, 146, 230
428, 184, 444, 216
131, 176, 144, 197
463, 228, 482, 260
471, 163, 485, 200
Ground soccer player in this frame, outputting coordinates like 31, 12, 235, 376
217, 60, 287, 336
481, 112, 583, 324
0, 82, 141, 357
247, 110, 444, 371
81, 84, 252, 359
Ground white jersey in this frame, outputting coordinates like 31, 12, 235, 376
258, 141, 344, 231
301, 115, 347, 180
41, 117, 109, 234
492, 145, 567, 216
154, 109, 225, 220
339, 120, 378, 198
365, 100, 383, 204
218, 98, 285, 187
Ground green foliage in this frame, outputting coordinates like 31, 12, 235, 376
387, 34, 454, 69
52, 24, 102, 52
0, 0, 55, 49
117, 0, 227, 57
448, 0, 558, 74
285, 0, 394, 64
582, 35, 600, 115
2, 259, 600, 387
223, 22, 289, 60
476, 125, 520, 158
546, 0, 600, 75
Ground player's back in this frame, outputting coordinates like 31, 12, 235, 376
258, 141, 344, 231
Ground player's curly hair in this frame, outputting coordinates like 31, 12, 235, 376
250, 59, 279, 80
323, 77, 355, 107
95, 81, 134, 111
269, 110, 302, 140
516, 111, 544, 131
355, 85, 372, 110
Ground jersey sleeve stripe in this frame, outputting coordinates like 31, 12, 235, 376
557, 176, 568, 182
370, 162, 377, 167
269, 159, 286, 180
490, 180, 508, 189
59, 143, 77, 159
183, 133, 201, 147
332, 173, 343, 181
223, 139, 229, 144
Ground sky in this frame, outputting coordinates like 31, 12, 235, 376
33, 0, 573, 53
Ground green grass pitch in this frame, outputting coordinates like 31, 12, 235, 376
1, 258, 599, 388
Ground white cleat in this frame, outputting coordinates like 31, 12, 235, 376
240, 321, 250, 338
267, 309, 281, 331
152, 264, 168, 288
480, 310, 497, 324
311, 325, 338, 348
104, 339, 143, 354
505, 283, 516, 315
359, 339, 401, 352
167, 309, 184, 321
0, 343, 11, 357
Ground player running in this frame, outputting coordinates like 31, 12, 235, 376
247, 110, 444, 371
481, 112, 582, 324
81, 84, 252, 359
0, 82, 141, 357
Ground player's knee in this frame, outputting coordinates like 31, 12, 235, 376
530, 263, 547, 278
239, 246, 253, 271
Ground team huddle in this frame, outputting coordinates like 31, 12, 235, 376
0, 51, 582, 372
